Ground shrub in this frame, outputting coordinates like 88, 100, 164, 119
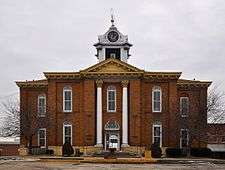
62, 142, 74, 156
212, 152, 225, 159
74, 148, 83, 157
166, 148, 182, 158
191, 148, 212, 157
46, 149, 54, 156
150, 143, 162, 158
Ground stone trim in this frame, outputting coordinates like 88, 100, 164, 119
121, 80, 129, 87
96, 79, 103, 87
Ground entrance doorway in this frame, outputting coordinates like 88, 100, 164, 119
104, 120, 120, 151
105, 133, 120, 150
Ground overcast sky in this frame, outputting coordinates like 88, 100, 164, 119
0, 0, 225, 100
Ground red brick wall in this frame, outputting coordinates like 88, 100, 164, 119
20, 88, 48, 147
208, 124, 225, 144
19, 78, 209, 149
102, 82, 122, 144
140, 81, 171, 147
0, 144, 19, 156
129, 80, 141, 146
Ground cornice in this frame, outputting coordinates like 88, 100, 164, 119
143, 72, 182, 80
44, 72, 81, 80
16, 82, 48, 88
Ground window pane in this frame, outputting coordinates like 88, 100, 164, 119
154, 127, 160, 136
153, 90, 161, 112
65, 137, 71, 144
154, 101, 160, 111
65, 91, 71, 100
65, 101, 71, 110
39, 98, 44, 106
109, 101, 115, 111
39, 129, 46, 147
108, 91, 115, 100
108, 90, 115, 111
65, 126, 71, 136
38, 96, 46, 114
181, 98, 189, 116
154, 137, 160, 146
181, 130, 188, 147
154, 91, 160, 101
40, 139, 45, 146
39, 130, 45, 138
64, 126, 72, 144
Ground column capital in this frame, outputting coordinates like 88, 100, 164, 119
96, 79, 103, 87
121, 80, 129, 87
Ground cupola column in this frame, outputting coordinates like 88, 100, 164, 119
95, 79, 103, 147
121, 80, 129, 147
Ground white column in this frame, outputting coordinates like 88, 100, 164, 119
95, 79, 103, 147
121, 80, 129, 147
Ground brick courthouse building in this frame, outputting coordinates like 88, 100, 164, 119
16, 18, 211, 155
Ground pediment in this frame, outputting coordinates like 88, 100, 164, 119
80, 59, 143, 73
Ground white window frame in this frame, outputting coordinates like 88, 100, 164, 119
63, 124, 72, 145
180, 97, 189, 117
152, 86, 162, 112
38, 128, 46, 148
38, 94, 46, 117
180, 129, 189, 148
107, 86, 116, 112
152, 123, 162, 147
63, 86, 72, 112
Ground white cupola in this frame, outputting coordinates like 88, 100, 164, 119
94, 14, 132, 63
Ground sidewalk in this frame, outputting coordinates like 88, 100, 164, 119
155, 157, 225, 164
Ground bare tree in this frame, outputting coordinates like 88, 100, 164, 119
0, 98, 20, 137
207, 85, 225, 123
0, 97, 49, 153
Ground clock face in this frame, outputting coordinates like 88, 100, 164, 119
107, 31, 119, 42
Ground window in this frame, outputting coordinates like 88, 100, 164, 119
63, 86, 72, 112
107, 86, 116, 112
63, 124, 72, 145
152, 86, 162, 112
152, 123, 162, 147
38, 128, 46, 148
38, 94, 46, 117
222, 136, 225, 143
180, 129, 189, 148
180, 97, 189, 117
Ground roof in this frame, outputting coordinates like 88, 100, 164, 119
16, 79, 48, 88
16, 60, 211, 88
0, 137, 20, 145
207, 144, 225, 152
43, 59, 181, 80
177, 79, 212, 88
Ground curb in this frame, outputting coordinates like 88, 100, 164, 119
38, 157, 157, 164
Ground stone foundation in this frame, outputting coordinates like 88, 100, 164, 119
18, 147, 28, 156
48, 146, 62, 156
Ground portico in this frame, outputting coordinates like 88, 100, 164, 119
95, 79, 129, 150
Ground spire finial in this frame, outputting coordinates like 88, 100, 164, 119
110, 8, 114, 26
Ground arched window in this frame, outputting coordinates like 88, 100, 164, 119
107, 86, 116, 112
105, 120, 120, 130
152, 86, 162, 112
63, 86, 72, 112
38, 94, 46, 117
